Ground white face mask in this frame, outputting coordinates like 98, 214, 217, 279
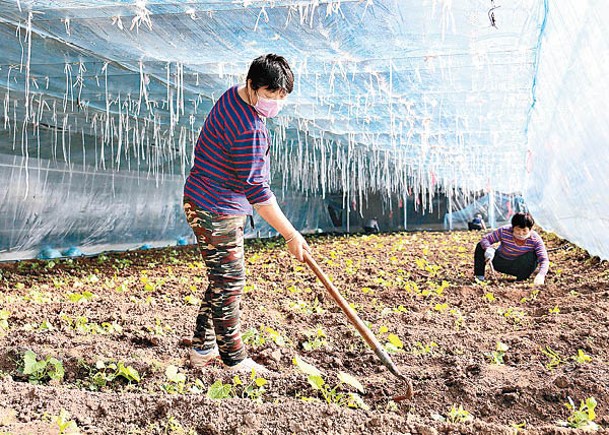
514, 232, 530, 241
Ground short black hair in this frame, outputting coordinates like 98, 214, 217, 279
511, 212, 535, 229
246, 54, 294, 94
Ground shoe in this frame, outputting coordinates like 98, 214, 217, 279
226, 357, 270, 376
189, 345, 220, 367
475, 275, 485, 282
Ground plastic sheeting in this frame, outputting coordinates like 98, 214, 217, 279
1, 0, 601, 260
524, 0, 609, 260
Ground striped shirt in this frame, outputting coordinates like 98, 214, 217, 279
184, 85, 274, 215
481, 225, 550, 275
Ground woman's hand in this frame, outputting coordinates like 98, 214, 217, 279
285, 232, 310, 262
533, 274, 545, 286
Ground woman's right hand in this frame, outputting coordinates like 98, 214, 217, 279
286, 232, 310, 262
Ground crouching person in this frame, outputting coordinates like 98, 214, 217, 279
474, 212, 549, 285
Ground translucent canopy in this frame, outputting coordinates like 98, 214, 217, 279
0, 0, 606, 260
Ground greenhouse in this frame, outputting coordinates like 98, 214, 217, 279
0, 1, 608, 434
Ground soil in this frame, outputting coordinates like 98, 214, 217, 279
0, 230, 608, 435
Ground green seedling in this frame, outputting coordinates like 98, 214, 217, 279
411, 341, 438, 356
293, 355, 368, 410
373, 277, 391, 288
498, 307, 525, 325
24, 319, 55, 332
433, 303, 449, 312
402, 280, 419, 294
100, 321, 123, 334
302, 327, 327, 351
287, 298, 325, 315
206, 369, 268, 402
264, 326, 287, 346
446, 404, 474, 423
414, 258, 441, 277
386, 400, 399, 412
572, 349, 592, 364
284, 284, 300, 294
66, 291, 95, 303
486, 341, 509, 365
549, 306, 560, 315
242, 327, 266, 348
520, 289, 540, 304
484, 292, 496, 302
114, 281, 130, 293
242, 325, 288, 348
206, 379, 234, 400
426, 280, 449, 297
558, 397, 599, 431
162, 365, 186, 394
89, 360, 141, 389
183, 295, 201, 305
146, 317, 173, 336
541, 346, 564, 370
0, 310, 10, 331
161, 416, 195, 435
344, 258, 359, 275
510, 421, 527, 434
449, 308, 465, 330
85, 274, 100, 284
21, 350, 65, 384
61, 315, 119, 335
72, 316, 102, 334
392, 304, 408, 313
42, 409, 80, 435
24, 289, 54, 304
233, 370, 268, 403
361, 286, 374, 295
383, 332, 404, 354
140, 274, 165, 292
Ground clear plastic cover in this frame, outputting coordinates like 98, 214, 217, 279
524, 0, 609, 260
2, 1, 602, 260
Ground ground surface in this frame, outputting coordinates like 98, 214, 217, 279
0, 230, 608, 435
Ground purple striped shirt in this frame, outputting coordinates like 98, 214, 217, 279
184, 86, 274, 215
481, 225, 549, 275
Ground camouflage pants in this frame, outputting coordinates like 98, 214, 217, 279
183, 198, 248, 366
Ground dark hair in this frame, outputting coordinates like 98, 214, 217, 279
511, 212, 535, 229
246, 54, 294, 94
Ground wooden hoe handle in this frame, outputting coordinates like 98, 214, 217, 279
303, 251, 404, 379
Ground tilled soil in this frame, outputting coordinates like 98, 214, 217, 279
0, 230, 608, 434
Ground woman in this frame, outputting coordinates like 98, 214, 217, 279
183, 54, 309, 374
474, 212, 548, 285
468, 212, 487, 231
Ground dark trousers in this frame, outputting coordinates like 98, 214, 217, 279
474, 242, 538, 281
468, 222, 483, 230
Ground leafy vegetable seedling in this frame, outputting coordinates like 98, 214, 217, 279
558, 397, 599, 431
21, 350, 65, 384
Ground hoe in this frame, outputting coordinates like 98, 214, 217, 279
304, 251, 414, 401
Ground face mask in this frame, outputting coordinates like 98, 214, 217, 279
514, 233, 530, 241
254, 94, 282, 118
